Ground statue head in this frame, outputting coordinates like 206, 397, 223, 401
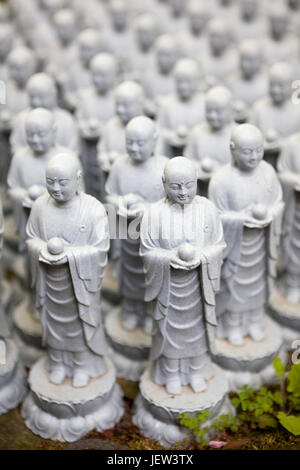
270, 3, 289, 40
46, 152, 82, 203
269, 62, 292, 105
230, 124, 264, 172
27, 73, 57, 110
240, 0, 258, 21
126, 116, 157, 163
163, 157, 197, 206
110, 0, 128, 31
114, 81, 144, 125
91, 53, 117, 94
155, 34, 177, 74
0, 24, 14, 60
207, 19, 229, 55
174, 58, 199, 101
187, 0, 211, 35
135, 13, 158, 51
239, 40, 262, 79
205, 86, 232, 131
8, 47, 36, 86
168, 0, 186, 17
53, 9, 76, 45
41, 0, 64, 16
77, 29, 101, 67
25, 108, 57, 155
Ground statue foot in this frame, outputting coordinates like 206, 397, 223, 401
248, 324, 265, 342
49, 368, 66, 385
166, 378, 182, 395
189, 376, 207, 393
228, 330, 244, 346
72, 372, 89, 388
122, 313, 139, 331
143, 317, 153, 335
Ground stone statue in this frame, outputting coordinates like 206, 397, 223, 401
143, 34, 177, 118
0, 197, 26, 415
200, 19, 238, 88
209, 124, 284, 346
264, 3, 298, 66
163, 0, 187, 35
22, 152, 124, 441
0, 24, 15, 82
62, 29, 101, 111
140, 157, 225, 394
10, 73, 79, 154
105, 116, 168, 379
157, 58, 205, 158
228, 40, 268, 121
97, 80, 145, 175
184, 86, 235, 195
233, 0, 267, 43
251, 62, 300, 164
178, 0, 211, 59
76, 53, 117, 200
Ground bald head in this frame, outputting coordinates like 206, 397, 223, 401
115, 81, 144, 124
206, 86, 232, 129
269, 62, 292, 104
26, 108, 56, 154
78, 29, 101, 65
208, 19, 229, 54
155, 34, 177, 73
174, 58, 199, 100
8, 47, 36, 84
231, 124, 264, 171
206, 86, 232, 107
163, 157, 197, 205
126, 116, 157, 162
53, 9, 76, 44
46, 153, 82, 203
27, 73, 57, 109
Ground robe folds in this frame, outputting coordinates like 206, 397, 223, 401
140, 196, 226, 360
209, 161, 284, 316
26, 192, 109, 357
0, 200, 9, 338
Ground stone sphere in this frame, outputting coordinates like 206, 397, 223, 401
28, 185, 44, 201
201, 157, 214, 173
47, 237, 64, 255
177, 125, 188, 138
177, 243, 196, 262
252, 204, 267, 220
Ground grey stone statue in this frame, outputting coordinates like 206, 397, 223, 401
10, 73, 79, 154
133, 156, 234, 447
156, 58, 205, 158
97, 80, 145, 175
21, 152, 124, 441
143, 34, 177, 118
178, 0, 211, 60
233, 0, 267, 43
0, 24, 15, 82
251, 62, 300, 162
62, 28, 101, 111
105, 116, 167, 379
140, 157, 225, 394
184, 86, 235, 195
228, 40, 268, 123
76, 53, 117, 200
0, 197, 26, 415
209, 124, 284, 346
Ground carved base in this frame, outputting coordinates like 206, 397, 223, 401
269, 287, 300, 347
0, 339, 27, 415
133, 366, 234, 448
13, 299, 44, 367
105, 308, 151, 381
213, 317, 284, 391
21, 356, 124, 442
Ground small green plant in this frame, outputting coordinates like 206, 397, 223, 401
179, 410, 210, 447
232, 385, 278, 429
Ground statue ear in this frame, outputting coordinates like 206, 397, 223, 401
230, 141, 235, 151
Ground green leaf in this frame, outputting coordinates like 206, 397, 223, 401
273, 357, 285, 380
287, 363, 300, 395
277, 412, 300, 436
256, 414, 278, 429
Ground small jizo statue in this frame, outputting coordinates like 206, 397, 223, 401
140, 157, 225, 395
26, 153, 109, 387
209, 124, 284, 346
106, 116, 167, 333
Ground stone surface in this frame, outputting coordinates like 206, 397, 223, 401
269, 287, 300, 346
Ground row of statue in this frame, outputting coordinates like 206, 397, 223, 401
0, 0, 299, 449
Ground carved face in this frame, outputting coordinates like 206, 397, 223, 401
126, 128, 154, 163
271, 15, 288, 39
175, 71, 197, 101
116, 95, 142, 124
10, 59, 32, 85
241, 0, 257, 20
46, 165, 79, 203
270, 76, 290, 104
79, 42, 97, 66
29, 86, 55, 110
56, 21, 75, 45
92, 68, 113, 93
137, 26, 156, 50
206, 100, 231, 130
164, 172, 197, 206
157, 47, 176, 73
111, 8, 127, 30
232, 138, 264, 171
169, 0, 185, 16
26, 120, 55, 154
189, 13, 206, 34
209, 30, 227, 54
240, 52, 260, 78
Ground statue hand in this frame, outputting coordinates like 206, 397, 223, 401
170, 255, 201, 270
